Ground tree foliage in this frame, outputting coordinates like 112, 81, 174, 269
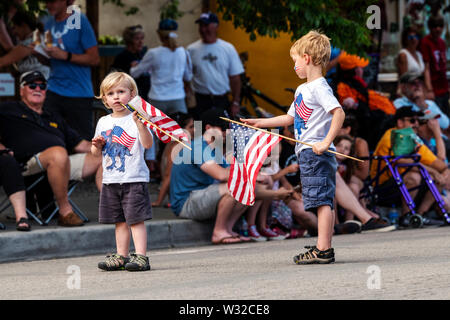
216, 0, 377, 55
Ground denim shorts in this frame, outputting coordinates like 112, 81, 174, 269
299, 148, 337, 213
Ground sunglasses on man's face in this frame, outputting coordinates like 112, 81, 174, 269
27, 83, 47, 90
404, 117, 418, 124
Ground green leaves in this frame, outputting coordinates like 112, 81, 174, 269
160, 0, 184, 20
102, 0, 139, 16
216, 0, 377, 56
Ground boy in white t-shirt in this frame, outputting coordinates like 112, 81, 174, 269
92, 72, 153, 271
242, 31, 345, 264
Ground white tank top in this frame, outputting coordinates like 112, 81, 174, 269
399, 48, 425, 75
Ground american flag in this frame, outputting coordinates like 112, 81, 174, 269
111, 126, 136, 150
295, 93, 313, 123
228, 123, 281, 206
127, 96, 188, 144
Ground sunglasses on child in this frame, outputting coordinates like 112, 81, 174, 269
407, 34, 420, 41
26, 83, 47, 90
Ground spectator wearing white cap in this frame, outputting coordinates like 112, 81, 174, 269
394, 72, 449, 132
187, 12, 244, 119
130, 19, 192, 115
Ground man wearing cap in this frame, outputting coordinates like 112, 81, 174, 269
187, 12, 244, 119
43, 0, 99, 140
394, 72, 449, 132
0, 70, 102, 227
371, 106, 450, 226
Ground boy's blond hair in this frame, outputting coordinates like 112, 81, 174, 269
97, 72, 138, 108
290, 30, 331, 68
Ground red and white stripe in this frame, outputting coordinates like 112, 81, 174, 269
295, 99, 313, 123
128, 96, 188, 143
228, 132, 281, 206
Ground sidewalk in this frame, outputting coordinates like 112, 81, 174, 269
0, 182, 214, 264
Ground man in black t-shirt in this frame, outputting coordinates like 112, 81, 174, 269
0, 71, 102, 227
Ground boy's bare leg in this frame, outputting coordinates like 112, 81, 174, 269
316, 205, 334, 251
130, 222, 147, 256
115, 222, 131, 257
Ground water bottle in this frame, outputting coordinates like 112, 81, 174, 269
236, 216, 248, 237
388, 205, 399, 225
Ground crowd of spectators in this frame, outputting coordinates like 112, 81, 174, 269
0, 3, 449, 244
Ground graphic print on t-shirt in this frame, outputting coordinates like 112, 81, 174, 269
101, 125, 135, 172
202, 53, 218, 63
294, 93, 313, 138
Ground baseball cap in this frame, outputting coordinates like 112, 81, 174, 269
419, 108, 441, 120
399, 72, 424, 84
195, 12, 219, 24
200, 108, 229, 130
158, 19, 178, 31
394, 106, 424, 121
338, 51, 369, 70
19, 70, 47, 86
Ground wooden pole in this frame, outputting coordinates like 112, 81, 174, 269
220, 117, 364, 163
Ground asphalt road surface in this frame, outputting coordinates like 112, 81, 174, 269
1, 227, 449, 301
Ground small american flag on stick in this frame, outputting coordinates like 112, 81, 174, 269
228, 122, 281, 206
126, 96, 189, 146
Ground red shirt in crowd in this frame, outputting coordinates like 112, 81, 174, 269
419, 34, 448, 96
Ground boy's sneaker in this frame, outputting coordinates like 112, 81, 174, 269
334, 220, 362, 235
125, 253, 151, 272
248, 225, 267, 242
362, 218, 396, 232
259, 227, 287, 240
98, 254, 130, 271
293, 246, 335, 265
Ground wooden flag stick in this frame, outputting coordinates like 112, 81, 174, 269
121, 103, 192, 151
220, 117, 364, 163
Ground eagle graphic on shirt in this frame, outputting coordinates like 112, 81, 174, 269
101, 126, 135, 172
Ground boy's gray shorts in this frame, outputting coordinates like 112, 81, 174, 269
179, 184, 223, 221
99, 182, 152, 225
299, 148, 337, 213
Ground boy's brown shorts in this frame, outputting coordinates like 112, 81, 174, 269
99, 182, 152, 225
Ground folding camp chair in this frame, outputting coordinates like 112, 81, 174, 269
360, 154, 450, 228
0, 172, 89, 227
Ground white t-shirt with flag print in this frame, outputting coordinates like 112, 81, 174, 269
287, 77, 342, 156
94, 113, 150, 184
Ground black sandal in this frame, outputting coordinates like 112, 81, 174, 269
16, 217, 31, 231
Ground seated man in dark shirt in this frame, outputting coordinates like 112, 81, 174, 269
0, 71, 102, 227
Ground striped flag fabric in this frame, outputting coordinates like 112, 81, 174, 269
111, 126, 135, 150
295, 93, 313, 123
228, 123, 281, 206
127, 96, 188, 144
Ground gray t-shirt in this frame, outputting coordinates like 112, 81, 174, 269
187, 39, 244, 95
287, 77, 342, 155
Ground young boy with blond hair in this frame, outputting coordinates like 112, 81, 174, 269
92, 72, 153, 271
242, 30, 345, 264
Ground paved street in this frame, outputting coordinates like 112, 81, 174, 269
1, 227, 450, 300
